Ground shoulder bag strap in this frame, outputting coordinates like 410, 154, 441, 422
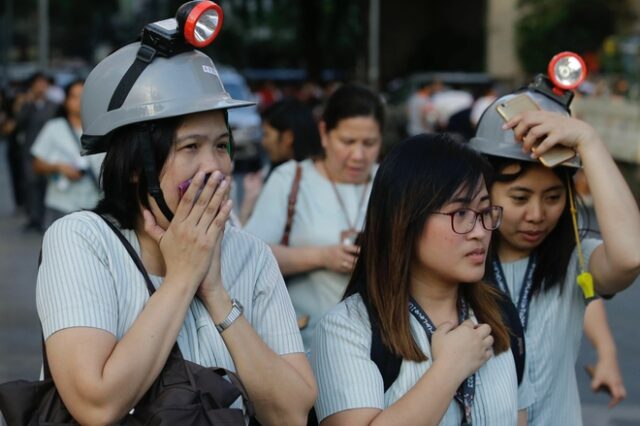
96, 214, 156, 296
496, 292, 526, 385
280, 164, 302, 246
363, 293, 402, 392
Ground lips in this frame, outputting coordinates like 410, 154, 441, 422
465, 247, 487, 263
520, 230, 545, 243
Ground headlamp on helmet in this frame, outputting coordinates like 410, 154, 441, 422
527, 51, 587, 110
140, 1, 223, 58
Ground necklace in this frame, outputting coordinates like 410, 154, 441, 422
322, 160, 370, 245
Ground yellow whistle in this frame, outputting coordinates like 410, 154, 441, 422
577, 272, 595, 301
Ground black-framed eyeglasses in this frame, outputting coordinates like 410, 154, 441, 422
432, 206, 503, 234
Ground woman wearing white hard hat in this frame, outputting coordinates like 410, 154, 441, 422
35, 2, 316, 424
470, 53, 640, 425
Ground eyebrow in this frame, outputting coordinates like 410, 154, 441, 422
508, 185, 564, 193
175, 132, 230, 144
449, 194, 491, 205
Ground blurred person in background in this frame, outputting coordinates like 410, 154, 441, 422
405, 81, 436, 136
245, 83, 384, 348
238, 98, 322, 225
31, 79, 105, 229
14, 71, 59, 232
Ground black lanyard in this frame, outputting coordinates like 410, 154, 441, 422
409, 297, 474, 426
491, 256, 536, 330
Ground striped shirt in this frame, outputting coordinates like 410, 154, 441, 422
311, 294, 534, 425
36, 211, 304, 411
499, 238, 600, 426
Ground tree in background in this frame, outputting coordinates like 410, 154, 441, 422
515, 0, 635, 74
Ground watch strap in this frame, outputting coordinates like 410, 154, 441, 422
216, 299, 243, 333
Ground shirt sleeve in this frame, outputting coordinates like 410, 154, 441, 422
244, 161, 296, 243
311, 301, 385, 422
250, 241, 304, 355
36, 215, 119, 339
30, 120, 55, 161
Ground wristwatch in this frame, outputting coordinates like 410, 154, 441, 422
215, 299, 244, 333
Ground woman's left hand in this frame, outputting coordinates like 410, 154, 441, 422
503, 110, 601, 159
590, 356, 627, 408
198, 180, 232, 301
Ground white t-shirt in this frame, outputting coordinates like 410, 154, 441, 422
30, 118, 104, 213
36, 211, 304, 413
244, 159, 377, 348
312, 294, 534, 425
499, 238, 601, 426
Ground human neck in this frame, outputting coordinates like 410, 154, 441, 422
410, 272, 459, 324
497, 242, 533, 263
67, 114, 82, 129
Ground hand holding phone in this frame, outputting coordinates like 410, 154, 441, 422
496, 94, 576, 167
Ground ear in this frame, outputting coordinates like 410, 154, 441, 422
281, 129, 294, 148
319, 120, 328, 149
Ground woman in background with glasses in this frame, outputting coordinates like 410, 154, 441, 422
311, 134, 533, 425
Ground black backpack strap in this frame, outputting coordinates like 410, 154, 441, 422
96, 214, 157, 296
496, 292, 526, 385
365, 302, 402, 392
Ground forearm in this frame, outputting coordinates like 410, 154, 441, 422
369, 360, 461, 426
269, 244, 326, 276
58, 278, 196, 424
518, 410, 528, 426
583, 299, 617, 359
204, 291, 316, 426
580, 141, 640, 290
33, 157, 61, 176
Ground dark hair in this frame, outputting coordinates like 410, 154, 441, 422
261, 98, 322, 161
27, 71, 50, 88
322, 83, 385, 132
344, 134, 509, 361
57, 78, 84, 118
484, 156, 585, 294
93, 117, 182, 229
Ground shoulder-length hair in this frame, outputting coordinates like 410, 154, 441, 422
93, 117, 182, 229
344, 134, 510, 361
484, 157, 585, 294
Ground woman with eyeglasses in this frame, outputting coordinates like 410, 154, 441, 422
311, 134, 533, 425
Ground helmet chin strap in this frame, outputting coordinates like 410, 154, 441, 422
137, 128, 175, 223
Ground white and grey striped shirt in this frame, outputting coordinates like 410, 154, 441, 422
311, 294, 534, 425
36, 211, 304, 411
500, 238, 601, 426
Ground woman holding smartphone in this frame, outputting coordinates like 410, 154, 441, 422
312, 134, 533, 425
469, 88, 640, 425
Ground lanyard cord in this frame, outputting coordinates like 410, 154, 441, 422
567, 175, 586, 272
567, 175, 595, 300
323, 160, 370, 230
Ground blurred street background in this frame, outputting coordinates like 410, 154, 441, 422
2, 0, 640, 424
